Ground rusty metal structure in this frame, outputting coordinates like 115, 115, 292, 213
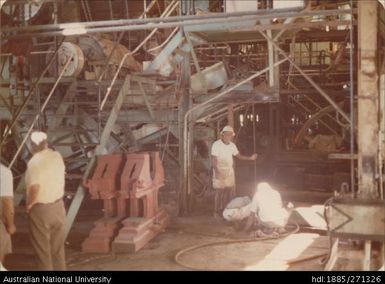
0, 0, 384, 269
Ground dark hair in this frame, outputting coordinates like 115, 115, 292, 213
31, 140, 47, 154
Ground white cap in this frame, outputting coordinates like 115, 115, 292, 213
221, 125, 235, 136
31, 131, 47, 145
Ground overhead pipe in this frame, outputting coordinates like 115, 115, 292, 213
2, 6, 309, 32
2, 9, 354, 38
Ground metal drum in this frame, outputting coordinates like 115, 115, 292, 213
46, 42, 85, 77
78, 36, 142, 79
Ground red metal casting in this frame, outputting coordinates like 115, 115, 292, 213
82, 152, 169, 253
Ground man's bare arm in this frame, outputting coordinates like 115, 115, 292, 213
235, 153, 258, 161
211, 155, 220, 176
1, 197, 16, 235
26, 184, 40, 212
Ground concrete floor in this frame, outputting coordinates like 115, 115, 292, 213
5, 204, 334, 271
5, 190, 380, 271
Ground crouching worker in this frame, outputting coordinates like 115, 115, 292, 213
223, 182, 293, 236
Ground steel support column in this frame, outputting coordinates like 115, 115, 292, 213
357, 1, 380, 199
179, 36, 192, 215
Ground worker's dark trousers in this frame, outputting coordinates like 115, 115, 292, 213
28, 200, 66, 270
214, 187, 235, 216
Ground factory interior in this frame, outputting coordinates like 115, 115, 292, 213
0, 0, 384, 271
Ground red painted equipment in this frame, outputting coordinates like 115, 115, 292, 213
81, 154, 124, 253
81, 152, 169, 253
112, 152, 170, 253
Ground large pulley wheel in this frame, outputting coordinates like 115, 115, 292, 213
46, 42, 85, 77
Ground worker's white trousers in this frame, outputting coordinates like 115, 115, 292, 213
223, 203, 251, 221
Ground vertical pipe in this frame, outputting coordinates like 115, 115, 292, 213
380, 61, 385, 200
252, 103, 257, 181
97, 84, 101, 142
54, 1, 59, 78
36, 86, 41, 129
349, 0, 355, 197
109, 0, 114, 20
227, 104, 234, 128
267, 29, 275, 87
144, 0, 147, 18
363, 240, 372, 270
125, 0, 129, 19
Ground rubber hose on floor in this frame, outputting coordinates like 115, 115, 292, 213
174, 222, 300, 271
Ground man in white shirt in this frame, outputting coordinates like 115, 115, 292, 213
0, 163, 16, 271
223, 182, 292, 235
211, 125, 257, 218
25, 131, 66, 270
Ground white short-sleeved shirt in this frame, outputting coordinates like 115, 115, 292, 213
211, 139, 239, 168
0, 163, 13, 197
250, 186, 288, 227
25, 149, 65, 204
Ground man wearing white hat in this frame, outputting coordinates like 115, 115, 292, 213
211, 125, 257, 219
25, 131, 66, 270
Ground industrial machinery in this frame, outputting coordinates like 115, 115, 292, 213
82, 152, 169, 253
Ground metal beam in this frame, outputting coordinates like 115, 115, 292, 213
137, 81, 155, 121
258, 30, 351, 124
116, 109, 178, 123
1, 7, 317, 33
2, 9, 354, 38
178, 35, 192, 214
48, 81, 77, 130
145, 31, 183, 73
64, 76, 131, 239
260, 17, 275, 88
185, 31, 207, 93
127, 127, 169, 152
